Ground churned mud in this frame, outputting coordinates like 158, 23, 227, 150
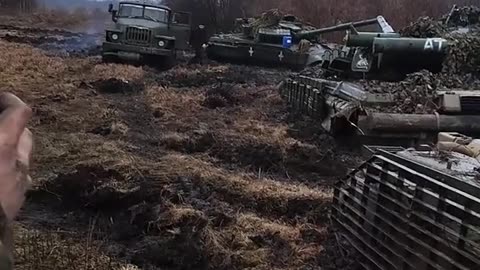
7, 5, 480, 269
0, 14, 360, 270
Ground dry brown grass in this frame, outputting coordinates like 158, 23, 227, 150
13, 225, 133, 270
152, 153, 331, 201
0, 7, 108, 32
0, 36, 343, 269
90, 64, 144, 82
144, 78, 347, 176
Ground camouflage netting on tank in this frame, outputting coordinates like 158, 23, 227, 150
444, 5, 480, 27
362, 6, 480, 114
401, 6, 480, 76
400, 17, 447, 38
360, 70, 475, 114
442, 34, 480, 75
289, 6, 480, 114
245, 9, 316, 40
249, 9, 284, 39
401, 6, 480, 38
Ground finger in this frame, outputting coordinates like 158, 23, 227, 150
0, 93, 32, 147
17, 129, 32, 168
0, 93, 27, 111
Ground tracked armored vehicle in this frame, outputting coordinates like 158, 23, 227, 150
333, 138, 480, 270
206, 10, 394, 70
207, 10, 449, 78
281, 76, 480, 146
102, 0, 191, 65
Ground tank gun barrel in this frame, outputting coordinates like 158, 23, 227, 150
294, 16, 391, 39
346, 32, 449, 54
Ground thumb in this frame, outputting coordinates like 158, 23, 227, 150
17, 129, 32, 168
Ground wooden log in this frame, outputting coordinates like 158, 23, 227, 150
359, 113, 480, 133
438, 115, 480, 133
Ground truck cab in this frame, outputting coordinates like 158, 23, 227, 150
102, 0, 191, 64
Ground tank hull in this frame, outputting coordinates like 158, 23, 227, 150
206, 39, 309, 70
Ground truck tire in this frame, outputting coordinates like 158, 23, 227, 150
102, 54, 118, 64
163, 56, 176, 69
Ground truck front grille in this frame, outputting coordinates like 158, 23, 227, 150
125, 27, 152, 45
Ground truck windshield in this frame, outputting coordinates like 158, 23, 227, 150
118, 4, 169, 23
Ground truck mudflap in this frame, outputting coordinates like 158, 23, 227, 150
332, 147, 480, 270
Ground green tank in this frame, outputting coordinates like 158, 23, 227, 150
205, 10, 394, 70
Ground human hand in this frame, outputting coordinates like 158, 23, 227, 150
0, 93, 32, 222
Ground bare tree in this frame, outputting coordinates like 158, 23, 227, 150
166, 0, 480, 34
0, 0, 37, 13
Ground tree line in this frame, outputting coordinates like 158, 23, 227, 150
0, 0, 37, 12
2, 0, 480, 31
167, 0, 480, 31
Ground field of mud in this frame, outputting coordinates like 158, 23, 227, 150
0, 14, 363, 270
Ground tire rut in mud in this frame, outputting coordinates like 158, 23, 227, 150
0, 25, 101, 57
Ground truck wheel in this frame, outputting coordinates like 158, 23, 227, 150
164, 56, 176, 69
102, 54, 118, 64
144, 55, 175, 69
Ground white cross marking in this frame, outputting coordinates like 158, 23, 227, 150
278, 51, 284, 61
248, 47, 254, 56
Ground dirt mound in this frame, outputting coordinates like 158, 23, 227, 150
93, 78, 145, 94
203, 83, 259, 109
89, 121, 129, 136
203, 83, 241, 109
130, 208, 211, 269
41, 165, 136, 210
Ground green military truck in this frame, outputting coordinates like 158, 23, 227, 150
102, 0, 191, 65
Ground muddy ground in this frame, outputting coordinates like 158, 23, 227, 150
0, 14, 362, 270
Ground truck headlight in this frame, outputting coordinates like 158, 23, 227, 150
158, 40, 165, 47
111, 34, 119, 41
